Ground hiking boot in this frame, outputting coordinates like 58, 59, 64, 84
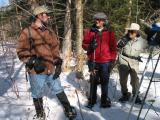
119, 92, 131, 102
134, 95, 142, 104
100, 97, 111, 108
64, 106, 77, 119
33, 98, 45, 120
56, 91, 77, 119
86, 100, 96, 109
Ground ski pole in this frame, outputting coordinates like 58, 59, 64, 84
127, 47, 154, 120
90, 48, 96, 108
137, 53, 160, 120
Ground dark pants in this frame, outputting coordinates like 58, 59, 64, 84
88, 61, 111, 104
118, 64, 139, 95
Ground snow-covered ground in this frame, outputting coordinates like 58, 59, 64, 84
0, 42, 160, 120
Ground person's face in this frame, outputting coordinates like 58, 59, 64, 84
38, 12, 50, 23
128, 30, 138, 39
95, 19, 105, 28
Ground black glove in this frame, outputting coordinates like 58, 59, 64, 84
26, 55, 37, 69
117, 36, 129, 49
109, 61, 115, 73
88, 61, 96, 72
88, 38, 98, 52
136, 56, 143, 62
53, 58, 63, 80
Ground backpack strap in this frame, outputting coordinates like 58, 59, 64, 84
28, 27, 34, 53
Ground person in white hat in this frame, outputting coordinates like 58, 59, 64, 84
16, 5, 76, 119
117, 23, 148, 104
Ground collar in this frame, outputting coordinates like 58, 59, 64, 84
90, 24, 108, 33
31, 23, 39, 30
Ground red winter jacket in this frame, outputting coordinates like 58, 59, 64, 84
82, 28, 117, 63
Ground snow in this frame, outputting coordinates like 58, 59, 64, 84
0, 42, 160, 120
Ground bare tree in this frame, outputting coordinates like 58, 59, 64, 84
125, 0, 132, 33
75, 0, 84, 76
28, 0, 39, 10
62, 0, 72, 71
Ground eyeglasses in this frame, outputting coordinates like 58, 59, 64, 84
42, 12, 50, 16
95, 19, 106, 21
128, 30, 137, 34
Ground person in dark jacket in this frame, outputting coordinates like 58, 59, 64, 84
16, 6, 76, 119
82, 12, 117, 108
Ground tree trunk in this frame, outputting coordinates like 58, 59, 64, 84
28, 0, 39, 10
125, 0, 132, 33
62, 0, 72, 71
75, 0, 84, 77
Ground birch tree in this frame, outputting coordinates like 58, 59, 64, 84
75, 0, 84, 77
62, 0, 72, 71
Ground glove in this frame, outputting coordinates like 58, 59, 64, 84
136, 56, 143, 62
109, 61, 115, 73
54, 58, 63, 66
53, 58, 63, 80
26, 55, 37, 69
117, 36, 129, 49
88, 61, 96, 72
88, 38, 98, 52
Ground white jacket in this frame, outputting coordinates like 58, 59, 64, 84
118, 36, 148, 71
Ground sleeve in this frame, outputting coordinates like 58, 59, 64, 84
82, 29, 92, 51
138, 37, 148, 53
110, 32, 117, 60
16, 28, 31, 63
49, 31, 61, 60
142, 38, 148, 50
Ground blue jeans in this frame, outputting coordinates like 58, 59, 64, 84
88, 61, 111, 103
28, 74, 63, 98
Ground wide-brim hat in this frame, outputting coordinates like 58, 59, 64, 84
93, 12, 107, 20
125, 23, 140, 31
33, 5, 51, 16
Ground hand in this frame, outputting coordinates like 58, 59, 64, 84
26, 55, 37, 69
53, 64, 61, 79
53, 58, 63, 80
88, 38, 98, 52
54, 58, 63, 66
117, 36, 129, 49
109, 60, 115, 73
88, 62, 96, 72
136, 56, 143, 62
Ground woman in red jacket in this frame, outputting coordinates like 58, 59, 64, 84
82, 12, 117, 108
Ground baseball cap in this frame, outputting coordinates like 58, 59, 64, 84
93, 12, 107, 20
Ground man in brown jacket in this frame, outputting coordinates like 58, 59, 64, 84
16, 6, 76, 120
